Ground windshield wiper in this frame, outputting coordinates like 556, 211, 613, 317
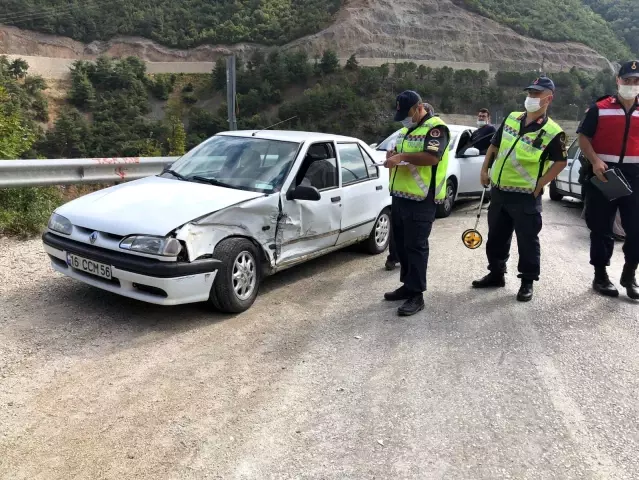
192, 176, 235, 189
162, 169, 188, 181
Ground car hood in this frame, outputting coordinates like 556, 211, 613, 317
55, 176, 265, 236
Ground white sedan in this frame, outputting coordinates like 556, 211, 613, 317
549, 137, 583, 201
43, 131, 392, 313
372, 124, 489, 217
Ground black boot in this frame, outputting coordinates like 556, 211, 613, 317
384, 286, 413, 301
385, 259, 398, 271
472, 272, 506, 288
398, 294, 425, 316
620, 264, 639, 300
517, 279, 534, 302
593, 266, 619, 297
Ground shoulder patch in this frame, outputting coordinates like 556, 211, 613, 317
430, 128, 441, 138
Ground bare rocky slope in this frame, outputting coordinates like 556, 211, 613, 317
0, 0, 613, 72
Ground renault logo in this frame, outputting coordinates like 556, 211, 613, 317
89, 232, 98, 244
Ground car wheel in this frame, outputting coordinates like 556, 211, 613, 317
209, 238, 261, 313
549, 180, 563, 201
435, 178, 456, 218
365, 208, 391, 254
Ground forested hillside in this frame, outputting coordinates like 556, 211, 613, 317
1, 0, 636, 60
0, 0, 342, 48
582, 0, 638, 59
456, 0, 634, 60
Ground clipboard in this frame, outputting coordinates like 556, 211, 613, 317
590, 168, 633, 201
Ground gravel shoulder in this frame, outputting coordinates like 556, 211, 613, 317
1, 196, 638, 480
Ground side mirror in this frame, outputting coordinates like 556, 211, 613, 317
464, 147, 480, 157
286, 185, 321, 201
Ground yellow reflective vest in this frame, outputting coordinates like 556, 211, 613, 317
390, 115, 450, 202
491, 112, 564, 193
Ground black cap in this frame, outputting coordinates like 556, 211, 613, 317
618, 61, 639, 79
524, 76, 555, 92
394, 90, 422, 121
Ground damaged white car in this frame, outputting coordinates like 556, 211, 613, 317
42, 131, 392, 313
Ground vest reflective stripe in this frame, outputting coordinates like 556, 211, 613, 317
490, 112, 564, 193
390, 116, 450, 202
591, 96, 639, 164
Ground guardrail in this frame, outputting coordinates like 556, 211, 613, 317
0, 157, 180, 188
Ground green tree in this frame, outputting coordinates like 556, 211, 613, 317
212, 58, 227, 91
167, 115, 186, 155
345, 54, 359, 71
319, 50, 340, 75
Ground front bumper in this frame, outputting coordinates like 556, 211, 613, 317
42, 232, 221, 306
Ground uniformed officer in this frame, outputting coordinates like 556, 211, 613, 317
384, 102, 437, 272
472, 76, 568, 301
383, 91, 451, 316
578, 60, 639, 300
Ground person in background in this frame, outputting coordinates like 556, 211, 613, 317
577, 60, 639, 299
470, 108, 497, 154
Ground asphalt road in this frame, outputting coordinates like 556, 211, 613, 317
1, 194, 638, 480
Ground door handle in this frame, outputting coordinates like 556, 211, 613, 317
376, 185, 383, 191
331, 196, 341, 203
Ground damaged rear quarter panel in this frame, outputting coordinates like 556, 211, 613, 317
175, 195, 281, 264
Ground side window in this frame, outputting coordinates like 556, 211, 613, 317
358, 145, 379, 179
567, 138, 579, 159
296, 142, 338, 190
338, 143, 369, 185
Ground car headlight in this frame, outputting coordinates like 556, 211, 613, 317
48, 213, 72, 235
119, 235, 182, 256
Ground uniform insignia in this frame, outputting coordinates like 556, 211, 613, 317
428, 140, 440, 147
427, 146, 438, 152
633, 62, 637, 70
430, 129, 441, 138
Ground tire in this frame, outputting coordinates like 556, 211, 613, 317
435, 178, 456, 218
209, 238, 261, 313
549, 180, 563, 201
365, 208, 391, 254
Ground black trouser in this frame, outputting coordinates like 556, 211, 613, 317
386, 222, 398, 263
584, 168, 639, 268
391, 195, 437, 294
485, 188, 543, 282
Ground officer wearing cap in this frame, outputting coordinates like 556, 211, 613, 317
472, 76, 567, 301
383, 91, 451, 316
578, 60, 639, 300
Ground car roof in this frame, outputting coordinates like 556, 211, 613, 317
217, 130, 365, 143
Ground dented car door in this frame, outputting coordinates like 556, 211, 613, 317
276, 141, 343, 265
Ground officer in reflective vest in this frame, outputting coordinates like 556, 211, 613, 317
472, 76, 568, 301
578, 60, 639, 300
383, 90, 451, 316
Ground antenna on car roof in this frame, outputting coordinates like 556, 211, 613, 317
251, 116, 298, 136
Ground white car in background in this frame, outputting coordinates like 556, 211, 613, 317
549, 137, 583, 201
42, 131, 392, 313
371, 124, 489, 217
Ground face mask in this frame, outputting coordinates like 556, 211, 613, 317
401, 117, 416, 128
477, 120, 487, 127
618, 85, 639, 100
524, 97, 542, 113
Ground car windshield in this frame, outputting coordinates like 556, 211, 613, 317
165, 135, 300, 193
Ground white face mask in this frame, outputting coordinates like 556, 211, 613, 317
401, 117, 416, 128
618, 85, 639, 100
524, 97, 542, 113
477, 120, 487, 127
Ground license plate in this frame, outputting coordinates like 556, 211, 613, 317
67, 253, 112, 280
